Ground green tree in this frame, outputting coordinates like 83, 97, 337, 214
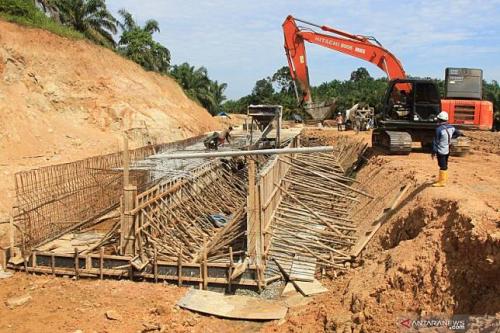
54, 0, 117, 46
271, 66, 294, 94
117, 9, 170, 73
33, 0, 60, 20
208, 80, 228, 113
1, 0, 37, 16
170, 63, 227, 115
350, 67, 371, 82
170, 63, 210, 99
251, 78, 275, 104
224, 67, 389, 119
483, 80, 500, 129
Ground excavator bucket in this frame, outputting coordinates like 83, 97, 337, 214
304, 99, 336, 121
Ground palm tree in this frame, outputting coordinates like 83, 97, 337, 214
208, 80, 228, 114
170, 63, 210, 98
54, 0, 117, 47
117, 9, 170, 73
33, 0, 60, 21
170, 63, 228, 115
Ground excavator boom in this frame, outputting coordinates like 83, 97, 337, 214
283, 15, 407, 103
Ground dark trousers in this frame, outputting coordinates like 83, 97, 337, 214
437, 153, 449, 170
337, 124, 342, 131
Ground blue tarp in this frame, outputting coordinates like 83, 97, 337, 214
209, 213, 232, 228
216, 112, 231, 118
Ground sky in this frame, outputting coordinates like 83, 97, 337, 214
107, 0, 500, 100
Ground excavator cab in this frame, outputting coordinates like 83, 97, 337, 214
373, 79, 443, 154
382, 79, 441, 123
374, 78, 469, 155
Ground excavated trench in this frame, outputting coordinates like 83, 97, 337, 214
379, 199, 499, 314
4, 129, 498, 330
4, 130, 376, 292
318, 191, 499, 333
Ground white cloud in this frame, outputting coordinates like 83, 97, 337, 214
107, 0, 500, 99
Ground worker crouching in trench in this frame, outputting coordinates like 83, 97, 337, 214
431, 111, 462, 187
204, 127, 233, 150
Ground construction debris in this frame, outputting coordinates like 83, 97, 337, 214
177, 289, 288, 320
293, 279, 328, 296
0, 264, 13, 279
105, 310, 122, 321
5, 294, 32, 309
281, 279, 327, 297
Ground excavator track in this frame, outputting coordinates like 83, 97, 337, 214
372, 130, 412, 154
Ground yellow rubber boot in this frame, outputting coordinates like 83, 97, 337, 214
432, 170, 447, 187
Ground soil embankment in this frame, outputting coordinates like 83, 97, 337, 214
0, 20, 219, 217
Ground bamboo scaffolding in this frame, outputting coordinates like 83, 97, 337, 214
135, 159, 248, 263
265, 144, 369, 275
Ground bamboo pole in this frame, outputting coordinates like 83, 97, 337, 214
99, 247, 104, 280
151, 146, 335, 159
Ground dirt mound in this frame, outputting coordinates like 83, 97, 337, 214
0, 20, 220, 216
464, 130, 500, 155
342, 196, 499, 332
277, 195, 498, 332
214, 113, 248, 129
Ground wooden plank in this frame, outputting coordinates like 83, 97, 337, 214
272, 258, 305, 297
290, 255, 316, 282
230, 260, 248, 280
281, 282, 296, 296
177, 289, 287, 320
350, 184, 410, 258
294, 279, 328, 296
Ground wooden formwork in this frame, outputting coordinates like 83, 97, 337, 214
263, 137, 370, 277
123, 159, 248, 265
5, 151, 256, 289
3, 248, 263, 288
246, 136, 298, 266
11, 136, 204, 250
5, 132, 369, 290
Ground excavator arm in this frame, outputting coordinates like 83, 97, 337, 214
283, 15, 407, 104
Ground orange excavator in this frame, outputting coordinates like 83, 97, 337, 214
282, 15, 492, 154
